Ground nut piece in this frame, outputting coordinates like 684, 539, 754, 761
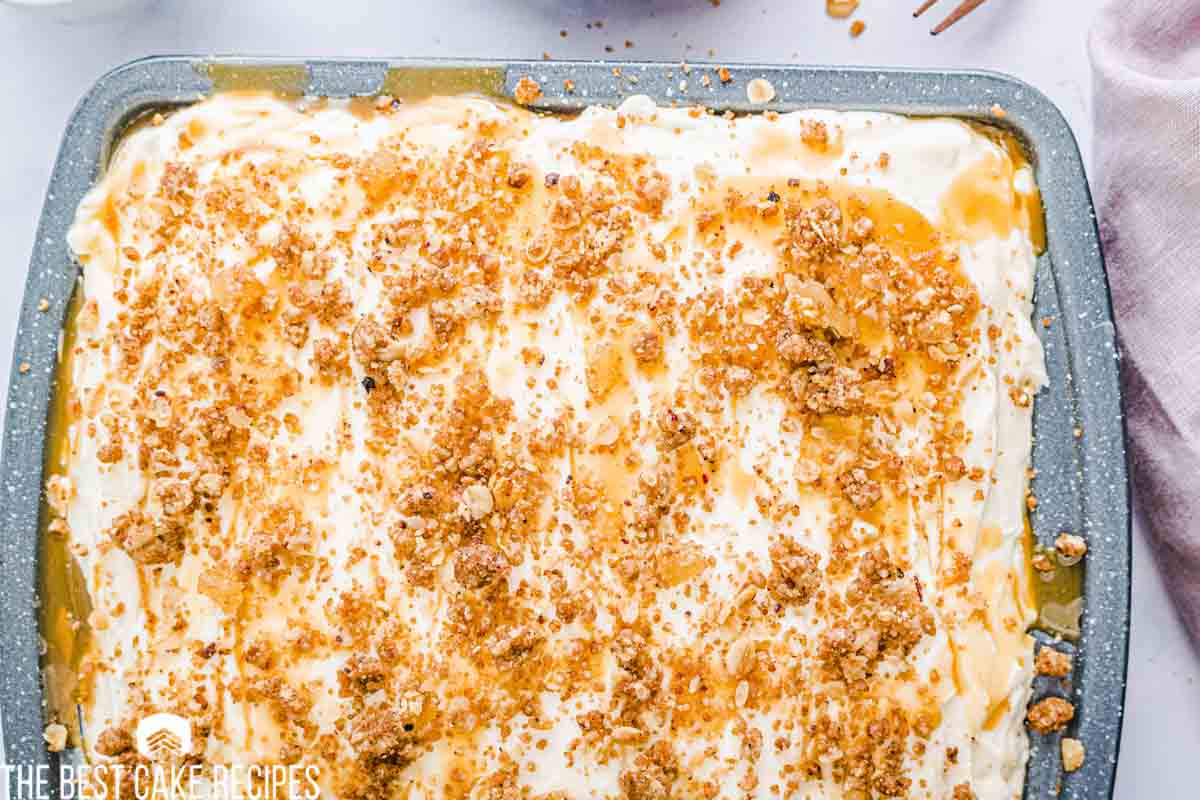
1055, 532, 1087, 564
462, 484, 495, 520
514, 76, 542, 106
1061, 737, 1085, 772
1026, 696, 1074, 734
746, 78, 776, 104
43, 723, 68, 752
1035, 647, 1073, 678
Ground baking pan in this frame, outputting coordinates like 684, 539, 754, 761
0, 57, 1129, 799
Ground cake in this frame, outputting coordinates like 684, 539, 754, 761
51, 89, 1048, 799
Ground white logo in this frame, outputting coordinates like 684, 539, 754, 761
135, 713, 192, 762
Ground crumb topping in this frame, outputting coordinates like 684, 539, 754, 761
1035, 646, 1073, 678
1026, 697, 1075, 734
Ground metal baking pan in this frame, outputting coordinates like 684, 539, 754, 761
0, 57, 1129, 799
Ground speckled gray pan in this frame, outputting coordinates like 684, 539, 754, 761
0, 57, 1129, 799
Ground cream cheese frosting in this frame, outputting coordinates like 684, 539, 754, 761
53, 90, 1047, 799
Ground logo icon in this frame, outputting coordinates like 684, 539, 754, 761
135, 713, 192, 762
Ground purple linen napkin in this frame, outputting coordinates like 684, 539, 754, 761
1090, 0, 1200, 643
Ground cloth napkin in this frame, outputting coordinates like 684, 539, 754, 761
1090, 0, 1200, 645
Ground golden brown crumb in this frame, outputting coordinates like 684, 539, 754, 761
45, 475, 72, 515
1061, 737, 1085, 772
513, 76, 542, 106
349, 703, 426, 770
850, 20, 866, 37
1035, 647, 1073, 678
717, 67, 732, 84
1055, 532, 1088, 562
632, 327, 664, 364
826, 0, 859, 18
107, 510, 184, 564
769, 538, 821, 605
18, 361, 30, 374
619, 741, 678, 800
839, 467, 882, 510
1032, 550, 1056, 573
778, 332, 834, 367
951, 784, 975, 800
506, 162, 532, 189
1027, 697, 1075, 734
37, 298, 50, 312
656, 407, 698, 451
94, 726, 133, 756
454, 541, 509, 590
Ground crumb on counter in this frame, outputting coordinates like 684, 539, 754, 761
826, 0, 860, 18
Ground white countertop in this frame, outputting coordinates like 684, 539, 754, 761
0, 1, 1195, 797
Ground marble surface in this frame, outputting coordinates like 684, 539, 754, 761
0, 1, 1194, 797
